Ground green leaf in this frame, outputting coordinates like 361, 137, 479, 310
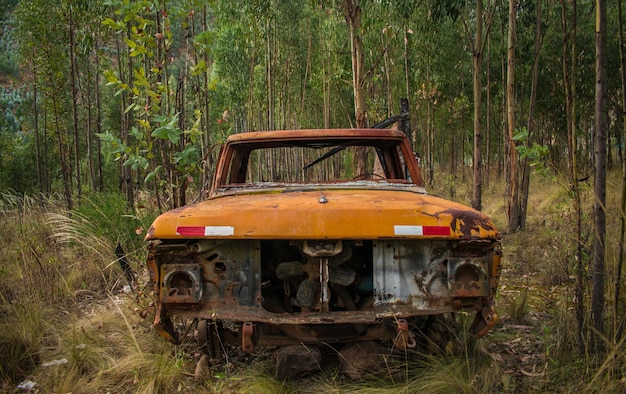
145, 165, 163, 183
512, 127, 528, 141
191, 61, 207, 76
167, 131, 180, 145
102, 18, 123, 31
129, 126, 143, 140
151, 126, 169, 140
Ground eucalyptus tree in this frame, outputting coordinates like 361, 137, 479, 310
616, 0, 626, 342
592, 0, 607, 345
555, 0, 586, 350
12, 0, 109, 204
15, 0, 74, 208
505, 0, 519, 232
341, 0, 366, 129
68, 3, 81, 202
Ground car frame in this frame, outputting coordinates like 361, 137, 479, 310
145, 127, 502, 360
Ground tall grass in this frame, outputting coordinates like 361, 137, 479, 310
0, 191, 162, 390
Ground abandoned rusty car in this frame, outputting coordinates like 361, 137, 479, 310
145, 128, 502, 373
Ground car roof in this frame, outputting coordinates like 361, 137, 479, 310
224, 128, 408, 144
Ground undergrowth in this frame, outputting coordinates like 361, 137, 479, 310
0, 192, 156, 391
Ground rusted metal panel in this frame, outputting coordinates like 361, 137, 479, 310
372, 240, 492, 308
151, 238, 500, 324
160, 263, 203, 303
164, 305, 454, 325
223, 128, 408, 142
448, 259, 490, 298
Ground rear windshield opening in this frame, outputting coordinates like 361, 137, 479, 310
225, 143, 412, 185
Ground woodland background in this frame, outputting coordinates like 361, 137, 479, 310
1, 0, 625, 392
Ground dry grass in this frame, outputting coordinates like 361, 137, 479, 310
0, 192, 156, 390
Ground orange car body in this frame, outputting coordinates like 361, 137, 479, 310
146, 129, 502, 351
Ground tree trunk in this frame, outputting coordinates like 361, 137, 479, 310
33, 63, 43, 197
52, 85, 73, 210
116, 28, 134, 208
521, 0, 544, 231
507, 0, 520, 232
403, 22, 411, 102
301, 19, 312, 120
472, 0, 484, 211
323, 48, 330, 129
428, 98, 432, 187
43, 104, 49, 194
616, 0, 626, 342
202, 4, 212, 199
267, 18, 275, 131
176, 70, 187, 207
69, 6, 81, 203
86, 51, 96, 192
501, 47, 506, 179
560, 0, 584, 352
486, 36, 491, 186
592, 0, 607, 344
342, 0, 368, 175
94, 39, 104, 192
384, 36, 392, 118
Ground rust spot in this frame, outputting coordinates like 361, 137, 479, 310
242, 322, 255, 353
145, 225, 156, 240
443, 208, 496, 237
451, 265, 484, 297
412, 271, 431, 298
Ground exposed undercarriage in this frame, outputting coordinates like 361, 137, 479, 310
148, 237, 501, 356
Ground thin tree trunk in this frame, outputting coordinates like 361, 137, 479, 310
521, 0, 544, 231
301, 19, 312, 119
267, 18, 275, 131
616, 0, 626, 342
501, 44, 507, 179
201, 4, 212, 199
560, 0, 584, 352
43, 105, 49, 193
486, 35, 491, 186
507, 0, 520, 232
123, 24, 134, 208
343, 0, 367, 174
52, 86, 73, 210
592, 0, 607, 345
94, 38, 104, 192
403, 22, 411, 101
33, 64, 43, 197
86, 52, 96, 192
428, 99, 436, 187
426, 95, 432, 184
472, 0, 484, 211
42, 29, 73, 208
323, 51, 330, 128
177, 70, 187, 207
384, 37, 392, 118
69, 6, 81, 203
